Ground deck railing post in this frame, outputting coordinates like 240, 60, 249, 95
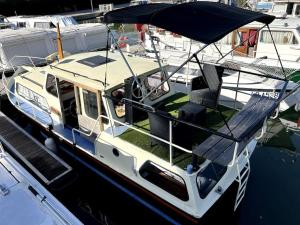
228, 142, 239, 167
169, 120, 173, 166
32, 106, 36, 120
72, 130, 76, 145
234, 71, 241, 109
0, 141, 4, 155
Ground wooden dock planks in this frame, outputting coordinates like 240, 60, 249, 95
0, 111, 71, 184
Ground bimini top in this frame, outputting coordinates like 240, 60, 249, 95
103, 2, 275, 44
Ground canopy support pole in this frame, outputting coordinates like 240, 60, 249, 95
148, 31, 168, 79
108, 27, 143, 90
267, 25, 286, 79
213, 43, 224, 58
141, 43, 210, 102
216, 24, 267, 64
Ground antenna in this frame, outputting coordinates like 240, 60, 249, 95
56, 23, 64, 61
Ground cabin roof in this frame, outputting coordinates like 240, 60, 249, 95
46, 51, 161, 91
15, 68, 46, 93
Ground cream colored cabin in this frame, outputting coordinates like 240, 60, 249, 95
14, 51, 169, 132
9, 50, 255, 219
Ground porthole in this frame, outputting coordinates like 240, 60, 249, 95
112, 148, 119, 157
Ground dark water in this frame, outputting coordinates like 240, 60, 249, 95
1, 98, 300, 225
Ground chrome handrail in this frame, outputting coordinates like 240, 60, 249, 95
71, 115, 102, 145
122, 98, 155, 112
98, 114, 193, 161
2, 55, 50, 77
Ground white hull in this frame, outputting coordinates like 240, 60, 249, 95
2, 50, 266, 219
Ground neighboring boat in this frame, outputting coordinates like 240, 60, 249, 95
0, 23, 108, 73
2, 2, 289, 221
127, 18, 300, 112
143, 17, 300, 67
0, 142, 83, 225
268, 0, 300, 18
0, 15, 15, 29
7, 15, 78, 29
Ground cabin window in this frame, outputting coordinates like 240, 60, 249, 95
34, 22, 51, 29
260, 31, 298, 45
111, 87, 125, 118
143, 72, 170, 100
17, 83, 48, 110
196, 162, 227, 199
272, 4, 287, 13
17, 22, 26, 28
82, 89, 98, 120
295, 5, 300, 16
139, 161, 189, 201
46, 74, 58, 97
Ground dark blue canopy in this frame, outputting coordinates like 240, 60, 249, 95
103, 2, 275, 44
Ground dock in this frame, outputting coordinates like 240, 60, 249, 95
0, 111, 71, 184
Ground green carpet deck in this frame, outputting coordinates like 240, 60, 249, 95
280, 107, 299, 123
119, 93, 237, 169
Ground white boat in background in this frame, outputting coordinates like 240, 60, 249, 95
144, 17, 300, 66
268, 0, 300, 18
118, 17, 299, 112
0, 15, 15, 30
7, 15, 78, 29
0, 142, 83, 225
0, 23, 108, 73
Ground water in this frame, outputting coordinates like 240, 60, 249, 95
237, 136, 300, 225
1, 98, 300, 225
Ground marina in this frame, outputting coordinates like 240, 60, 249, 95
0, 1, 300, 225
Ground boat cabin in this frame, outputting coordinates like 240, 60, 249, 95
269, 0, 300, 17
230, 18, 300, 61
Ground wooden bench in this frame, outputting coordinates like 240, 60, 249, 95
193, 94, 278, 166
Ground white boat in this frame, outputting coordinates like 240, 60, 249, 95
2, 2, 289, 222
268, 0, 300, 18
7, 15, 78, 29
144, 17, 300, 66
0, 15, 15, 30
0, 142, 83, 225
0, 23, 108, 73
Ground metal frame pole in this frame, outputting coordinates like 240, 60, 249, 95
141, 43, 210, 101
108, 27, 143, 90
267, 25, 286, 78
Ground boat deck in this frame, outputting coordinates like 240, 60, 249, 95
0, 111, 72, 184
119, 93, 236, 169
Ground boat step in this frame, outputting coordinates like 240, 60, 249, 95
0, 111, 72, 184
234, 159, 251, 211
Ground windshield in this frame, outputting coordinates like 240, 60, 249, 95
272, 3, 287, 13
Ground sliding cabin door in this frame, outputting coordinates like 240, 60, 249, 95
45, 73, 63, 123
77, 87, 104, 135
56, 80, 78, 128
